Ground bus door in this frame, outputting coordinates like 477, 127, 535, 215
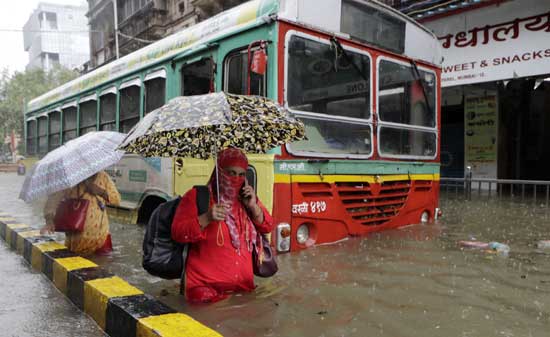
222, 41, 275, 214
173, 53, 218, 196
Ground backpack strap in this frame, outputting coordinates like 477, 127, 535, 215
194, 185, 210, 215
179, 185, 210, 295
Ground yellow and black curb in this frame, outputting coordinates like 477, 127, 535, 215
0, 213, 222, 337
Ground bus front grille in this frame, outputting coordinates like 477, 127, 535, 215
337, 181, 411, 226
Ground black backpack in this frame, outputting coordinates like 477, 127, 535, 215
142, 186, 210, 280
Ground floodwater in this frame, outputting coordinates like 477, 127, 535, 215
2, 172, 549, 337
99, 192, 550, 337
0, 173, 106, 337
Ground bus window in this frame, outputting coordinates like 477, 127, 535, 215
287, 35, 370, 118
120, 80, 141, 133
37, 116, 48, 154
286, 34, 371, 157
79, 98, 97, 135
26, 119, 37, 155
181, 58, 213, 96
48, 110, 61, 151
377, 59, 437, 158
224, 49, 266, 96
378, 60, 435, 127
144, 70, 166, 114
62, 106, 77, 143
379, 126, 436, 157
100, 92, 116, 131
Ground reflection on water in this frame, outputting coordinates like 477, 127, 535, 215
97, 195, 550, 337
3, 171, 548, 337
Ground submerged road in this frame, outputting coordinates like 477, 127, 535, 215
0, 173, 105, 337
2, 171, 550, 337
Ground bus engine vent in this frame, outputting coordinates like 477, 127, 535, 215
298, 182, 333, 197
337, 180, 410, 226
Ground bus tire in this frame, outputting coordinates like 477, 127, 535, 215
137, 196, 167, 225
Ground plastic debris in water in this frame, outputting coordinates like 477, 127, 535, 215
536, 240, 550, 249
459, 241, 489, 249
488, 242, 510, 254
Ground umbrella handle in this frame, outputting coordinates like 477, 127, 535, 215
215, 154, 220, 204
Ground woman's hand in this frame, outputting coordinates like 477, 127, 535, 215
240, 184, 257, 210
40, 222, 54, 235
85, 180, 109, 202
198, 204, 226, 230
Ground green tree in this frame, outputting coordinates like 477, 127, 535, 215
0, 66, 79, 142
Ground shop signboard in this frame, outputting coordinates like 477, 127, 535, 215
425, 0, 550, 87
464, 94, 498, 181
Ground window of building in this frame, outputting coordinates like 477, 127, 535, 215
26, 119, 37, 155
37, 116, 48, 154
100, 87, 117, 131
144, 70, 166, 114
79, 97, 98, 135
48, 110, 61, 151
181, 58, 214, 96
224, 49, 266, 96
62, 105, 77, 143
119, 79, 141, 133
41, 11, 58, 30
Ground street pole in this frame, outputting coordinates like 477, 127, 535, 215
113, 0, 119, 59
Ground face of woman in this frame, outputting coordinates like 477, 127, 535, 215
223, 166, 246, 178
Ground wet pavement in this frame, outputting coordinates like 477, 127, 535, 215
0, 173, 106, 337
2, 171, 550, 337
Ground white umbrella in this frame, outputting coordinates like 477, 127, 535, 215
19, 131, 125, 202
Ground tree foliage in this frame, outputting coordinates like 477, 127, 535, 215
0, 66, 79, 140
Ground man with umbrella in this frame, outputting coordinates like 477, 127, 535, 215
171, 148, 273, 303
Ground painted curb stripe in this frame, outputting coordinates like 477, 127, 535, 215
137, 313, 223, 337
23, 236, 55, 264
43, 249, 78, 281
53, 257, 99, 294
0, 215, 223, 336
68, 267, 115, 310
6, 225, 32, 248
16, 230, 42, 254
106, 295, 176, 337
84, 276, 144, 330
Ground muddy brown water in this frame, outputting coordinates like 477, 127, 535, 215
2, 172, 549, 336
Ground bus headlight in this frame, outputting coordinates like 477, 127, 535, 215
420, 211, 429, 223
296, 224, 309, 244
276, 223, 291, 252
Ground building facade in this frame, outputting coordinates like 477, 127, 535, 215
87, 0, 247, 69
23, 2, 90, 71
389, 0, 550, 182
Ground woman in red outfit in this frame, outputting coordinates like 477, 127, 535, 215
171, 148, 273, 303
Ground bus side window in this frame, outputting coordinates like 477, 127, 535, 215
79, 99, 98, 135
100, 92, 116, 131
26, 119, 37, 155
224, 49, 266, 96
181, 58, 214, 96
62, 106, 77, 143
144, 77, 165, 114
119, 81, 141, 133
48, 110, 61, 151
37, 116, 48, 154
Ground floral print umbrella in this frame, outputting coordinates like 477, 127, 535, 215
119, 92, 306, 159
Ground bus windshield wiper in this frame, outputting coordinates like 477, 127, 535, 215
330, 37, 369, 83
409, 60, 433, 119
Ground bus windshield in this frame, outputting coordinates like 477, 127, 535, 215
287, 35, 372, 157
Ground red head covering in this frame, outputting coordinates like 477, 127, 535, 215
217, 147, 248, 170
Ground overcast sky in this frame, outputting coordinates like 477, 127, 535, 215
0, 0, 87, 73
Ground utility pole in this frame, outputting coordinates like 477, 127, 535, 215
113, 0, 119, 59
